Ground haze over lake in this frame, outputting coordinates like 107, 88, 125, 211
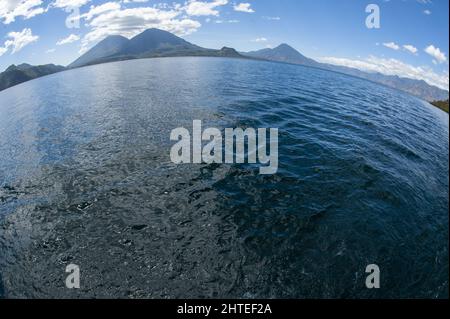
0, 57, 448, 298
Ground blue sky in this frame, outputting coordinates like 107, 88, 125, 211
0, 0, 449, 90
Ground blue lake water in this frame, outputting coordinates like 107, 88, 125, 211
0, 57, 448, 298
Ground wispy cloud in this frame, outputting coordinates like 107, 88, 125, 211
263, 16, 280, 21
383, 42, 400, 50
0, 28, 39, 56
382, 42, 419, 55
184, 0, 228, 16
57, 34, 80, 45
403, 44, 418, 55
123, 0, 150, 3
52, 0, 91, 9
215, 19, 239, 23
77, 2, 121, 21
0, 47, 7, 57
0, 0, 46, 24
252, 37, 267, 42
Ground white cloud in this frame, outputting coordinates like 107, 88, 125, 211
383, 42, 400, 50
0, 0, 45, 24
252, 37, 267, 42
215, 19, 238, 23
46, 48, 56, 53
184, 0, 228, 16
57, 34, 80, 45
0, 28, 39, 54
52, 0, 91, 8
78, 1, 121, 20
317, 55, 449, 91
403, 44, 418, 54
233, 3, 254, 13
263, 16, 280, 21
79, 4, 202, 54
0, 47, 7, 57
423, 9, 431, 15
123, 0, 150, 3
425, 45, 447, 64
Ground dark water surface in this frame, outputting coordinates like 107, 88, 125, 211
0, 57, 448, 298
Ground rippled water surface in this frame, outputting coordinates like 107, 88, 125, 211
0, 57, 448, 298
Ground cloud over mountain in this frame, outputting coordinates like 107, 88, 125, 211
78, 3, 203, 54
318, 55, 449, 91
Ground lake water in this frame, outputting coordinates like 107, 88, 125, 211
0, 57, 448, 298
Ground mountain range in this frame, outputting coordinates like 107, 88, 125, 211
69, 28, 243, 68
0, 63, 65, 92
1, 28, 448, 103
244, 44, 449, 102
245, 43, 321, 67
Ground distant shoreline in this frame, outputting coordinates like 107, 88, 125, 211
1, 55, 449, 116
431, 100, 449, 113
